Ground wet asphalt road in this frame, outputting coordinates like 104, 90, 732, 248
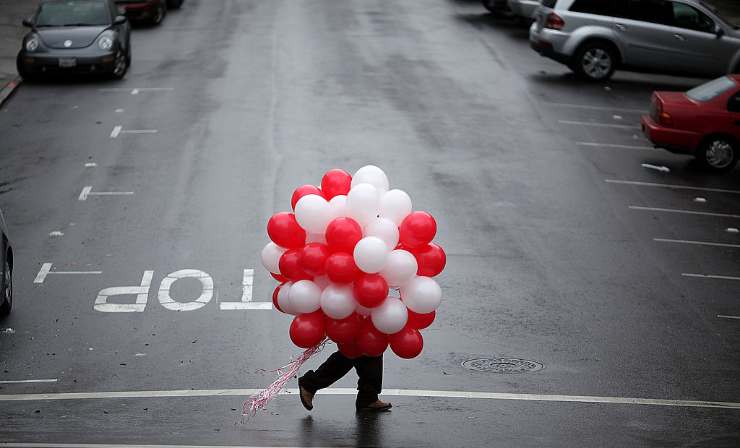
1, 0, 740, 446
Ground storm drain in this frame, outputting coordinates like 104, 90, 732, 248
461, 357, 543, 374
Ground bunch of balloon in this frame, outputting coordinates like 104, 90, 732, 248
261, 165, 445, 359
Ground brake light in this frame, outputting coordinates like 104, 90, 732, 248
545, 13, 565, 30
659, 111, 673, 126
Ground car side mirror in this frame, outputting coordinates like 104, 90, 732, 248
113, 15, 127, 25
716, 25, 725, 39
21, 18, 33, 28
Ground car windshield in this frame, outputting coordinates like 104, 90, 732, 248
687, 76, 737, 101
35, 0, 110, 27
700, 0, 740, 29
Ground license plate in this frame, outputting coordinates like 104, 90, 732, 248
59, 58, 77, 68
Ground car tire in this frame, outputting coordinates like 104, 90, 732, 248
1, 256, 12, 316
150, 2, 166, 26
16, 53, 36, 82
573, 42, 617, 82
167, 0, 183, 9
110, 49, 129, 80
697, 136, 739, 173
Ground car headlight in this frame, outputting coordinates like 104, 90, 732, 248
98, 34, 114, 51
25, 35, 39, 52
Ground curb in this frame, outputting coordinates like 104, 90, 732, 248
0, 77, 22, 109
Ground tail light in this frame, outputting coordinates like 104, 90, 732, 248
653, 97, 674, 126
545, 13, 565, 30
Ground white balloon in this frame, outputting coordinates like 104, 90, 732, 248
260, 242, 285, 274
353, 236, 390, 273
320, 284, 356, 319
352, 165, 389, 193
313, 275, 331, 290
289, 280, 322, 314
346, 183, 380, 227
295, 194, 332, 234
277, 282, 297, 315
371, 297, 408, 334
365, 217, 399, 250
381, 250, 418, 287
307, 232, 327, 244
379, 189, 413, 225
329, 195, 348, 219
401, 276, 442, 314
355, 303, 372, 316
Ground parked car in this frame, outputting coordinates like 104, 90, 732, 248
115, 0, 183, 26
508, 0, 541, 21
0, 208, 13, 316
17, 0, 131, 80
641, 75, 740, 172
530, 0, 740, 81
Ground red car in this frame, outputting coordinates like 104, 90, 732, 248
115, 0, 182, 26
641, 76, 740, 173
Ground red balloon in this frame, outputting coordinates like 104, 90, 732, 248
325, 252, 360, 284
326, 313, 362, 345
279, 249, 313, 281
389, 326, 423, 359
267, 212, 306, 249
407, 310, 435, 329
325, 217, 363, 253
271, 272, 288, 282
300, 243, 330, 276
289, 311, 326, 348
412, 243, 446, 277
321, 169, 352, 199
338, 341, 363, 359
356, 320, 388, 357
399, 211, 437, 249
291, 185, 322, 210
353, 273, 388, 308
272, 284, 285, 313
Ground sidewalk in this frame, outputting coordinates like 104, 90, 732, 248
0, 0, 39, 104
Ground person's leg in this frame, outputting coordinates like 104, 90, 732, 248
353, 355, 384, 409
299, 350, 354, 394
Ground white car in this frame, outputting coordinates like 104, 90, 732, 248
508, 0, 541, 20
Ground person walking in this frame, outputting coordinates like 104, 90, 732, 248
298, 351, 392, 412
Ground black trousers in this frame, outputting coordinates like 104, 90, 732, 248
299, 351, 383, 408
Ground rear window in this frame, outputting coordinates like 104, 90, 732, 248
35, 0, 110, 27
687, 76, 737, 101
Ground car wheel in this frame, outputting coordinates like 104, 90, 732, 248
16, 53, 36, 82
150, 3, 166, 25
1, 256, 12, 316
573, 43, 616, 82
110, 49, 129, 80
698, 136, 738, 172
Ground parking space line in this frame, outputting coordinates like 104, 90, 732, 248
79, 186, 134, 201
717, 314, 740, 320
558, 120, 639, 129
605, 179, 740, 195
110, 125, 122, 138
0, 379, 58, 384
34, 263, 102, 284
577, 142, 656, 151
653, 238, 740, 249
682, 273, 740, 281
629, 206, 740, 219
0, 387, 738, 410
544, 102, 645, 113
98, 87, 174, 95
4, 444, 324, 448
121, 129, 158, 135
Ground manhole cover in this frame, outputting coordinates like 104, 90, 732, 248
462, 358, 543, 374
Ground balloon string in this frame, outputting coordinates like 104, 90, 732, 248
243, 339, 329, 418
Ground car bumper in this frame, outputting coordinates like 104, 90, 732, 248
529, 25, 571, 64
18, 50, 118, 75
640, 115, 701, 154
508, 0, 540, 18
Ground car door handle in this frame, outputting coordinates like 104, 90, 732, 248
615, 23, 627, 31
673, 33, 686, 41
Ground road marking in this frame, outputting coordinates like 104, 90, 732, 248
543, 102, 645, 113
717, 314, 740, 320
34, 263, 102, 284
95, 271, 153, 313
98, 87, 174, 94
0, 379, 58, 384
576, 142, 656, 151
48, 231, 64, 237
158, 269, 214, 312
641, 163, 670, 173
653, 238, 740, 249
131, 88, 139, 95
4, 444, 330, 448
0, 387, 737, 410
121, 129, 158, 135
79, 186, 134, 201
605, 179, 740, 194
682, 273, 740, 281
110, 125, 122, 138
220, 269, 271, 310
558, 120, 639, 129
114, 108, 124, 113
727, 227, 739, 233
84, 162, 97, 168
629, 205, 740, 219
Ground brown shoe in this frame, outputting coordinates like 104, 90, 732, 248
298, 384, 314, 411
357, 399, 392, 412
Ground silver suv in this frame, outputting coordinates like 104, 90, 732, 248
529, 0, 740, 81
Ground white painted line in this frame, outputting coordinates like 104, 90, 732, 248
0, 379, 58, 384
694, 197, 707, 203
48, 231, 64, 237
629, 205, 740, 219
613, 115, 623, 120
220, 269, 272, 310
34, 263, 52, 284
727, 228, 739, 233
682, 273, 740, 281
114, 108, 124, 113
2, 444, 326, 448
641, 163, 670, 173
79, 186, 92, 201
110, 125, 122, 139
654, 238, 740, 249
79, 187, 134, 201
0, 387, 737, 410
717, 314, 740, 320
121, 129, 158, 135
605, 179, 740, 194
98, 87, 174, 93
558, 120, 639, 129
543, 102, 645, 113
131, 88, 139, 95
576, 142, 656, 151
84, 162, 97, 167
